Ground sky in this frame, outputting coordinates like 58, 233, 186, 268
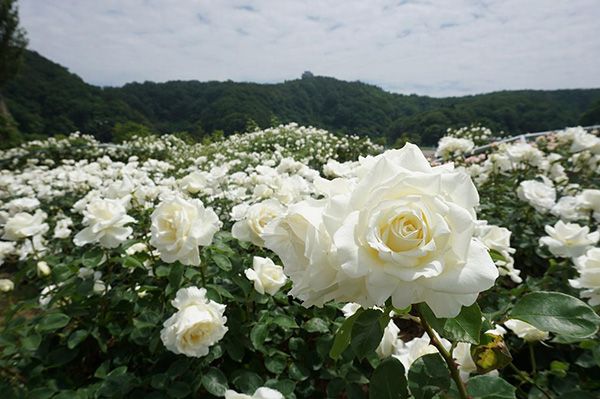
19, 0, 600, 97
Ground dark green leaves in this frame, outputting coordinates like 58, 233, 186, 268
37, 313, 70, 332
369, 357, 409, 399
350, 309, 385, 360
418, 303, 483, 344
201, 368, 228, 396
407, 353, 451, 399
509, 291, 600, 338
330, 310, 361, 360
467, 375, 516, 399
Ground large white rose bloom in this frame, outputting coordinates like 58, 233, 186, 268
569, 247, 600, 306
160, 287, 228, 358
73, 199, 135, 248
516, 179, 556, 213
244, 256, 287, 295
264, 144, 498, 317
539, 221, 599, 258
2, 210, 49, 240
231, 199, 285, 247
150, 196, 221, 266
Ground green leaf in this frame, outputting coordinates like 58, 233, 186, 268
509, 291, 600, 338
67, 330, 89, 349
22, 332, 42, 351
369, 357, 409, 399
122, 256, 143, 269
168, 263, 185, 290
155, 265, 170, 277
303, 317, 329, 333
37, 313, 70, 332
273, 315, 299, 330
407, 353, 451, 399
418, 303, 482, 344
443, 303, 482, 344
330, 310, 361, 360
265, 354, 288, 374
232, 371, 264, 393
81, 248, 104, 268
351, 309, 384, 360
466, 375, 516, 399
27, 388, 56, 399
250, 323, 269, 350
167, 382, 192, 398
201, 368, 228, 396
212, 253, 232, 271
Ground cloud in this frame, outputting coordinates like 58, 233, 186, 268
19, 0, 600, 96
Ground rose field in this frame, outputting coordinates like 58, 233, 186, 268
1, 123, 600, 399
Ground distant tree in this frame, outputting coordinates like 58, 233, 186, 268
0, 0, 27, 88
580, 100, 600, 126
112, 121, 154, 142
0, 0, 27, 145
301, 71, 314, 79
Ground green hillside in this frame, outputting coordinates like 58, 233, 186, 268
3, 50, 600, 145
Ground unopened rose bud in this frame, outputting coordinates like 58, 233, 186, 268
37, 261, 51, 276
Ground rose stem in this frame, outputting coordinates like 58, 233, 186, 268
417, 309, 470, 399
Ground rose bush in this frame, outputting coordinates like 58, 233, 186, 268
0, 124, 599, 398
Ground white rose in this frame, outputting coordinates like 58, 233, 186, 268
504, 319, 549, 342
53, 217, 73, 239
475, 222, 521, 283
341, 302, 362, 318
125, 242, 148, 256
179, 171, 210, 194
265, 144, 498, 318
577, 189, 600, 222
231, 199, 285, 247
37, 261, 51, 276
569, 247, 600, 306
376, 319, 401, 358
150, 196, 221, 266
73, 199, 135, 248
2, 210, 49, 240
504, 142, 544, 167
393, 332, 450, 373
225, 387, 284, 399
551, 196, 585, 222
517, 179, 556, 213
435, 136, 474, 160
539, 221, 599, 258
244, 256, 287, 295
160, 287, 228, 358
0, 241, 16, 266
0, 278, 14, 292
570, 129, 600, 153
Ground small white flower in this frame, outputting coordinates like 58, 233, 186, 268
0, 278, 14, 292
569, 247, 600, 306
539, 221, 599, 258
244, 256, 287, 295
74, 198, 135, 248
517, 179, 556, 213
2, 210, 49, 241
37, 261, 51, 276
224, 387, 284, 399
160, 287, 228, 358
150, 196, 221, 266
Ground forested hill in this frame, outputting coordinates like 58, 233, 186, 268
3, 50, 600, 145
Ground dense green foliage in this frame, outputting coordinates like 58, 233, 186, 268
3, 50, 600, 147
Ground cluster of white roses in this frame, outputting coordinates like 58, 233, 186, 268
233, 143, 499, 317
435, 136, 475, 160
